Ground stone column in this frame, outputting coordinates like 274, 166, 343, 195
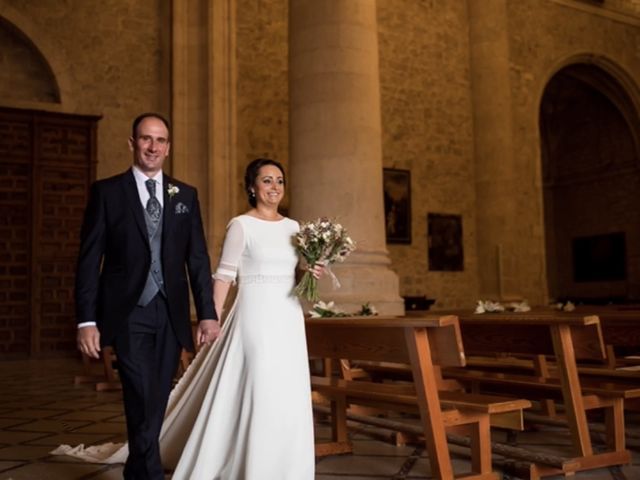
289, 0, 404, 315
468, 0, 520, 300
172, 0, 237, 256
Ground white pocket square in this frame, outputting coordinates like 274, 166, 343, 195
175, 202, 189, 214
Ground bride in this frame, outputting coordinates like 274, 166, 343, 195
57, 158, 322, 479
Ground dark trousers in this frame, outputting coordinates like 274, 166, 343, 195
114, 294, 181, 480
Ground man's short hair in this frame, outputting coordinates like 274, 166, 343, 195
131, 112, 171, 138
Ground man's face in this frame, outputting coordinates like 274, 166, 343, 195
128, 117, 171, 175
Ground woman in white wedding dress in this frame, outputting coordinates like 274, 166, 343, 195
54, 158, 319, 479
168, 158, 318, 479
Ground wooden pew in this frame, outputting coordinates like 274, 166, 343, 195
439, 312, 638, 478
465, 307, 640, 384
565, 307, 640, 368
307, 315, 535, 480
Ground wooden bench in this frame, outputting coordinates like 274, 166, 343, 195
462, 307, 640, 400
437, 312, 638, 478
74, 347, 122, 391
564, 307, 640, 369
307, 315, 537, 480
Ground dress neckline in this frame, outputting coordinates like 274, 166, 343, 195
241, 214, 287, 223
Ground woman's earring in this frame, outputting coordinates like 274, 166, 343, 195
249, 190, 256, 198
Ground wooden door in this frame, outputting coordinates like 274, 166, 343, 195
0, 107, 99, 357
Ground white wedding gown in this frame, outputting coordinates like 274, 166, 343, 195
54, 215, 315, 479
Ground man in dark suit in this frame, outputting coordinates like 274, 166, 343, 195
75, 112, 220, 479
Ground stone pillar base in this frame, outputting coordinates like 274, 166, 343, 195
308, 250, 405, 316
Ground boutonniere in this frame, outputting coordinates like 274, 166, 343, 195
167, 183, 180, 199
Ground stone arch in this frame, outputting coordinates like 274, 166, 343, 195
0, 18, 59, 103
538, 56, 640, 303
537, 53, 640, 158
0, 5, 74, 108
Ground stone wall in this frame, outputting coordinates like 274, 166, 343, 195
235, 0, 290, 212
0, 0, 168, 356
377, 0, 478, 308
0, 20, 58, 103
2, 0, 640, 354
507, 0, 640, 303
0, 0, 170, 179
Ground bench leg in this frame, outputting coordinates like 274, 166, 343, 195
532, 355, 557, 418
470, 416, 492, 475
331, 395, 348, 443
604, 398, 625, 452
102, 346, 118, 382
539, 399, 557, 417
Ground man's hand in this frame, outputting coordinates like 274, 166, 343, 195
197, 319, 221, 347
77, 326, 101, 359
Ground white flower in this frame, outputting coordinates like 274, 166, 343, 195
508, 301, 531, 312
474, 300, 505, 314
167, 183, 180, 198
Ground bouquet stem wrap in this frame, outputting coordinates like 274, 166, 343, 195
293, 218, 355, 302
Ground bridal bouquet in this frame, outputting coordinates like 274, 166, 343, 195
293, 218, 356, 302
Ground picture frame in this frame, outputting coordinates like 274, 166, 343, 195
428, 213, 464, 271
383, 168, 411, 244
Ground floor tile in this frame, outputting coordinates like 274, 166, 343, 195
7, 419, 91, 433
0, 461, 104, 479
0, 445, 55, 461
0, 431, 49, 445
1, 357, 639, 479
316, 453, 406, 476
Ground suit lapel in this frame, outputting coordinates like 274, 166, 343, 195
162, 175, 173, 243
123, 168, 148, 241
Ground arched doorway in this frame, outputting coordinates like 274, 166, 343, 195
540, 63, 640, 304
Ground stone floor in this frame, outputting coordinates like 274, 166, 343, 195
0, 357, 639, 479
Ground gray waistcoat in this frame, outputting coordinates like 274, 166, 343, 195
137, 210, 166, 306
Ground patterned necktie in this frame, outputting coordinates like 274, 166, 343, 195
145, 179, 161, 223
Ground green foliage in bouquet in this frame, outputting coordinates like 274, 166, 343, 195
293, 218, 355, 302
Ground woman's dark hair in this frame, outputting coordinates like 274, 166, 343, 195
244, 158, 286, 207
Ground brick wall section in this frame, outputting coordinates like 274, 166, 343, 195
0, 110, 95, 357
377, 0, 478, 308
0, 116, 31, 355
35, 121, 93, 353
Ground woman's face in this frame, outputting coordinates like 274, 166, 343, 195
253, 164, 285, 208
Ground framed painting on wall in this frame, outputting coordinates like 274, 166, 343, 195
383, 168, 411, 244
428, 213, 463, 271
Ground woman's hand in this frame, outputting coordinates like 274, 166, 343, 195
308, 262, 326, 279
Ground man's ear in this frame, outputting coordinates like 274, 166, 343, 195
128, 136, 135, 152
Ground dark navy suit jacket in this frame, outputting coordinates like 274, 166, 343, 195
75, 168, 216, 350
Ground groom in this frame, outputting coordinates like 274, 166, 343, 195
75, 112, 220, 479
